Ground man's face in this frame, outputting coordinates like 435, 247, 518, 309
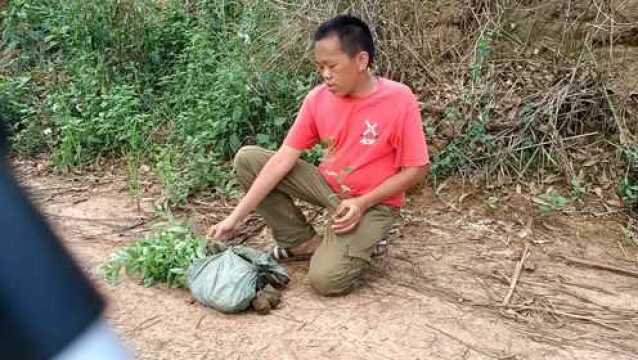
314, 35, 368, 97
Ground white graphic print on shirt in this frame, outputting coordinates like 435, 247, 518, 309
360, 120, 379, 145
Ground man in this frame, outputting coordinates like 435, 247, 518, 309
209, 15, 429, 296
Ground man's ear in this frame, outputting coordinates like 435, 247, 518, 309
357, 51, 370, 71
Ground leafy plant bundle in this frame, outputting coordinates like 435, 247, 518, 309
102, 222, 207, 288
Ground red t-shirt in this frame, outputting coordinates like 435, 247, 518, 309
284, 77, 429, 207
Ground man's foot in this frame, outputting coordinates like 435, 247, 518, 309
271, 235, 321, 262
371, 239, 389, 258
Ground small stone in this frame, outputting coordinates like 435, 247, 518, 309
261, 284, 282, 308
524, 261, 537, 272
251, 293, 271, 315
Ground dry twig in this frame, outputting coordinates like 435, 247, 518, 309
502, 243, 531, 306
556, 255, 638, 278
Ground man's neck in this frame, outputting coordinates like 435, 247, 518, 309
349, 72, 377, 98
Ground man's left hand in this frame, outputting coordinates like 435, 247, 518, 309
332, 197, 369, 234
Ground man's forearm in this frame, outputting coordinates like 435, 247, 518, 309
358, 166, 427, 209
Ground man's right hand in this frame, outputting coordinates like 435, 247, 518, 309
207, 217, 240, 241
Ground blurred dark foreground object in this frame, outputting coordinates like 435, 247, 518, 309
0, 124, 130, 359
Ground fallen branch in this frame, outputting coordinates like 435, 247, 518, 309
503, 304, 625, 333
502, 243, 531, 306
557, 255, 638, 279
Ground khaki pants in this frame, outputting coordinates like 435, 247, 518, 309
233, 146, 398, 296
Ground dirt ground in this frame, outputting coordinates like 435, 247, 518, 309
14, 160, 638, 360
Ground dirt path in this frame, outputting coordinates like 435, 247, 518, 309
16, 162, 638, 360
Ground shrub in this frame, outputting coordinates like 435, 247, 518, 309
1, 0, 314, 202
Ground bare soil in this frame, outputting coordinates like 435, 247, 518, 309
15, 160, 638, 360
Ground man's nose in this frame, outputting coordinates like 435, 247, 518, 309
321, 68, 332, 81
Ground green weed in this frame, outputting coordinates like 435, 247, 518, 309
618, 177, 638, 207
50, 82, 152, 166
535, 191, 569, 214
570, 178, 586, 200
431, 120, 495, 184
0, 74, 50, 154
302, 144, 325, 165
430, 28, 496, 186
470, 30, 493, 84
102, 221, 207, 288
154, 145, 234, 204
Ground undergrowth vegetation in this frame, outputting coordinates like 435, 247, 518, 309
1, 0, 313, 203
255, 0, 638, 214
1, 0, 637, 215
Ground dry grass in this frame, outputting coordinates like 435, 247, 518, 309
263, 0, 638, 192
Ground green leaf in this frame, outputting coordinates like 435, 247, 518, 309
256, 133, 270, 145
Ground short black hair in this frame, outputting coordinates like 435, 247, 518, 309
313, 15, 375, 67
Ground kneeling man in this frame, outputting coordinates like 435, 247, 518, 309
209, 15, 429, 296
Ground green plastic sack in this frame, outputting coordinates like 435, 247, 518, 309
186, 246, 289, 313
